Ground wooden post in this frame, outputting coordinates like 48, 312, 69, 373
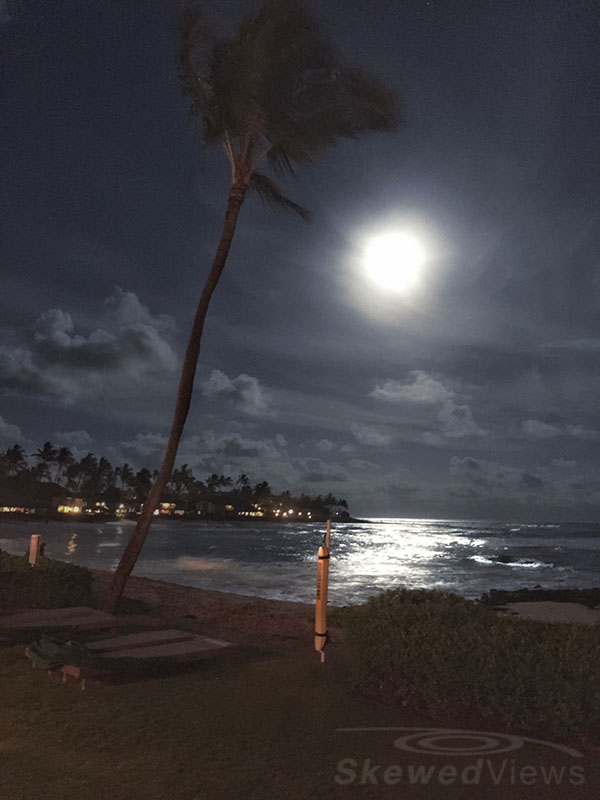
314, 520, 331, 662
28, 534, 41, 566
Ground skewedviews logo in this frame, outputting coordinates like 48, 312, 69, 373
333, 727, 586, 788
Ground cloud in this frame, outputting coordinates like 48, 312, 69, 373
105, 288, 176, 332
112, 428, 353, 495
370, 370, 453, 405
371, 370, 486, 443
350, 422, 392, 447
449, 456, 548, 505
348, 458, 381, 473
565, 424, 600, 441
551, 458, 577, 468
316, 439, 336, 452
0, 288, 178, 405
0, 415, 23, 447
422, 431, 443, 447
438, 401, 487, 439
199, 431, 282, 460
119, 432, 168, 460
292, 457, 348, 483
53, 430, 93, 449
522, 419, 562, 438
543, 338, 600, 353
202, 369, 273, 417
522, 419, 600, 441
385, 467, 419, 498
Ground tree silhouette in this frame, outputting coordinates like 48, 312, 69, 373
3, 444, 27, 476
105, 0, 397, 612
33, 442, 58, 481
54, 446, 74, 484
1, 438, 351, 521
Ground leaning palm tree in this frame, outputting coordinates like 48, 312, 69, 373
105, 0, 398, 612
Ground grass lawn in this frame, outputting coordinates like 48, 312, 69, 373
0, 633, 598, 800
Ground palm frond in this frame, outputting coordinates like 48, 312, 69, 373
249, 172, 309, 220
178, 12, 215, 111
266, 146, 297, 178
178, 0, 399, 176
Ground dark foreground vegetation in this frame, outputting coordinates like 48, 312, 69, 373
2, 571, 599, 799
0, 442, 350, 521
3, 553, 599, 744
0, 549, 92, 609
336, 588, 600, 738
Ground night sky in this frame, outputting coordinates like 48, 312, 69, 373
2, 0, 599, 520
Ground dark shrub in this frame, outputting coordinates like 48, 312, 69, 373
0, 549, 92, 609
335, 588, 600, 737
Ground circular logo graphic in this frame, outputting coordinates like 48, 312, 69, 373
394, 730, 525, 756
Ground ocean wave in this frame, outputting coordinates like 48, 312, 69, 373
468, 554, 554, 569
173, 556, 235, 572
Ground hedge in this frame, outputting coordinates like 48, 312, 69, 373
334, 588, 600, 738
0, 548, 92, 609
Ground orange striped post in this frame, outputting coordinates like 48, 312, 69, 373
28, 534, 41, 566
314, 519, 331, 662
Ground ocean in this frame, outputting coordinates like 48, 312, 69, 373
1, 517, 599, 606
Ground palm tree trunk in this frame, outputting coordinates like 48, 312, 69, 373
104, 181, 248, 613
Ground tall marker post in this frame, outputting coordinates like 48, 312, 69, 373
314, 519, 331, 662
28, 534, 41, 566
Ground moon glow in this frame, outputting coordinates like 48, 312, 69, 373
365, 232, 424, 293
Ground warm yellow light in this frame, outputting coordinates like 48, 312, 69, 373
365, 232, 424, 292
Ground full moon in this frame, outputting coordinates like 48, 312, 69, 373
365, 232, 425, 292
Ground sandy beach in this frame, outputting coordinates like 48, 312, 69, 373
501, 601, 600, 625
90, 569, 316, 643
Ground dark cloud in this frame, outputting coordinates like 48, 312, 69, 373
350, 423, 392, 447
202, 370, 274, 417
293, 457, 348, 484
315, 439, 336, 453
0, 415, 23, 447
0, 289, 177, 405
53, 429, 93, 449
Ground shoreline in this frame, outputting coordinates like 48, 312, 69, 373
0, 513, 365, 525
87, 569, 600, 635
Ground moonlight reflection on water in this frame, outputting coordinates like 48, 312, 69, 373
1, 518, 598, 605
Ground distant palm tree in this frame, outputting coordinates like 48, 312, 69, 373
133, 468, 153, 506
30, 462, 50, 482
3, 444, 27, 476
237, 473, 252, 497
116, 462, 135, 491
253, 480, 272, 503
97, 457, 114, 492
33, 442, 58, 481
65, 461, 83, 492
105, 0, 398, 612
54, 446, 74, 484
